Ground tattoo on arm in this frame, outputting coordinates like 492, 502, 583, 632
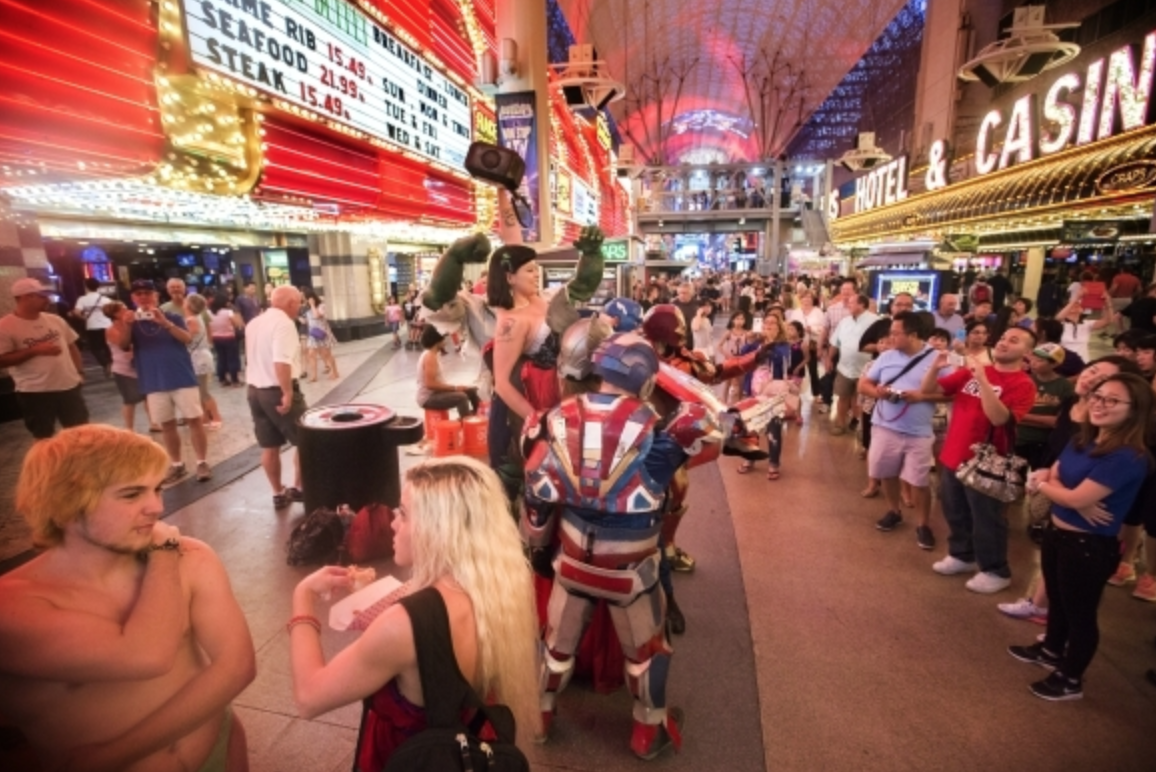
496, 317, 517, 343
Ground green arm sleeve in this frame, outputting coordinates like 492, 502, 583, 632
566, 225, 605, 304
421, 233, 491, 311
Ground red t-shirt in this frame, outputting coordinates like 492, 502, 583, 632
938, 366, 1037, 471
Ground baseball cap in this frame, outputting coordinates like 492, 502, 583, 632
130, 279, 158, 293
1032, 342, 1066, 365
11, 278, 54, 297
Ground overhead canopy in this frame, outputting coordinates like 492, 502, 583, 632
557, 0, 909, 162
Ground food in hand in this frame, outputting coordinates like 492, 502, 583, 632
348, 565, 377, 592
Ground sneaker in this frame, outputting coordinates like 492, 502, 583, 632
966, 571, 1012, 594
284, 486, 304, 502
1107, 561, 1137, 586
667, 545, 696, 573
876, 510, 903, 532
1030, 671, 1083, 701
1008, 643, 1062, 670
932, 555, 978, 575
272, 488, 291, 508
816, 403, 829, 414
161, 463, 187, 487
998, 598, 1048, 620
915, 525, 936, 550
1133, 574, 1156, 602
195, 461, 212, 482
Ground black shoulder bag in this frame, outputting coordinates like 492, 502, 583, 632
371, 587, 529, 772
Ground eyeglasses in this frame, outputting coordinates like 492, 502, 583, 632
1087, 392, 1131, 409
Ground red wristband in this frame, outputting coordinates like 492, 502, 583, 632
286, 615, 322, 634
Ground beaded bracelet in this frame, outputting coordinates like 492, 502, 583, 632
286, 615, 322, 634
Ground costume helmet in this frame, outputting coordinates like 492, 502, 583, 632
604, 297, 644, 332
641, 304, 686, 348
591, 333, 659, 396
558, 316, 614, 381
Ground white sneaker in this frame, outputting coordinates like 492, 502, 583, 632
932, 556, 978, 575
998, 598, 1046, 619
966, 572, 1011, 594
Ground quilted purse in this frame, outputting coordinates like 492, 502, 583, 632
955, 418, 1029, 503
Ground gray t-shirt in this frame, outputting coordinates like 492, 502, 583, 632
0, 312, 81, 392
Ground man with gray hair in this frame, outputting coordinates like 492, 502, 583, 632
932, 293, 965, 340
244, 285, 307, 508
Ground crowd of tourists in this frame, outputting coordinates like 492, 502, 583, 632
2, 249, 1155, 772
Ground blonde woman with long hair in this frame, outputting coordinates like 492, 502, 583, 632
289, 456, 541, 768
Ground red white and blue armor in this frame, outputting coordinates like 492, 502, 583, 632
522, 386, 721, 758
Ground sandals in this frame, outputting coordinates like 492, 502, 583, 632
737, 461, 755, 474
766, 466, 781, 481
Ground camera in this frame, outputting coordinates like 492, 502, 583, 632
884, 388, 903, 403
134, 308, 155, 321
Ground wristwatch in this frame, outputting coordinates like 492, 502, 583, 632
148, 537, 181, 552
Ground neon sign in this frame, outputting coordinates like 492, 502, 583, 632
975, 31, 1156, 176
182, 0, 473, 170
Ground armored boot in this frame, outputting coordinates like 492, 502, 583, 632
630, 707, 684, 760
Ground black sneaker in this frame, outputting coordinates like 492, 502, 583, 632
1008, 643, 1061, 670
876, 510, 903, 531
915, 525, 936, 550
1030, 671, 1083, 701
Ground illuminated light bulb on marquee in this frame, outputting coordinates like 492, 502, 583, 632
974, 110, 1002, 175
1076, 59, 1104, 145
998, 95, 1035, 170
1099, 32, 1156, 139
1039, 72, 1080, 154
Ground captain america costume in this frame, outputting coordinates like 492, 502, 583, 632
522, 335, 722, 760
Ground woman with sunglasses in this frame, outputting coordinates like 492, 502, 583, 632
1010, 373, 1154, 700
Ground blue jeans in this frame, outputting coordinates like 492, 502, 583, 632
939, 466, 1010, 577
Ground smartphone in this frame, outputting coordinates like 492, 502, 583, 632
752, 317, 764, 334
948, 352, 965, 367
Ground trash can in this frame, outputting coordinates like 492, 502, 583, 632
298, 404, 425, 513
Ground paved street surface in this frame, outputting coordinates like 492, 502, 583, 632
1, 329, 1153, 771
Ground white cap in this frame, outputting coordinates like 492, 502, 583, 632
11, 278, 54, 297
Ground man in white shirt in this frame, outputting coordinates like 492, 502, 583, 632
828, 293, 878, 435
70, 278, 112, 376
0, 278, 87, 437
932, 293, 965, 340
245, 285, 306, 508
817, 280, 858, 411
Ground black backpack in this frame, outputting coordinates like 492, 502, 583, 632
367, 587, 530, 772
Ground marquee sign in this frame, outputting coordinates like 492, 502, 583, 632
850, 28, 1156, 211
853, 156, 909, 214
182, 0, 474, 171
974, 31, 1155, 175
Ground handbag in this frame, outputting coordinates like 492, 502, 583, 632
345, 502, 394, 563
955, 418, 1029, 503
308, 326, 328, 341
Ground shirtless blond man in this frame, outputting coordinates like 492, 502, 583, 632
0, 425, 255, 772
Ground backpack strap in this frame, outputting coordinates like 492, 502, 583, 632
399, 587, 482, 730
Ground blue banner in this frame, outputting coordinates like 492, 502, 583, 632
495, 91, 540, 242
